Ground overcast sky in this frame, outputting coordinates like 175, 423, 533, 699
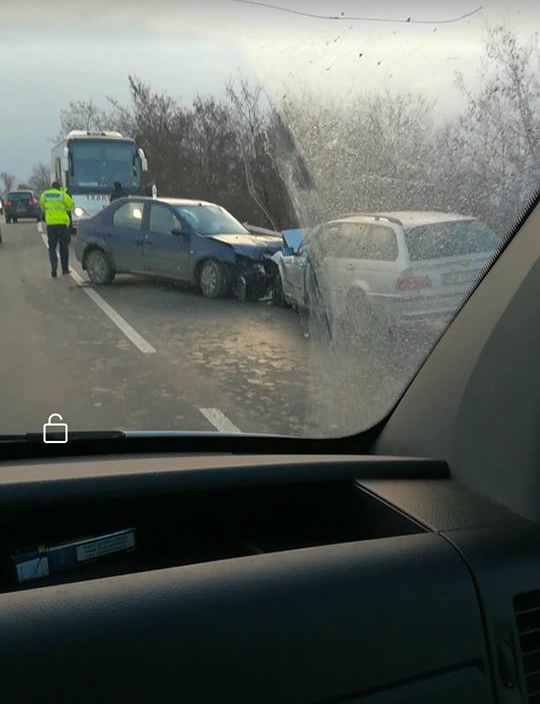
1, 0, 538, 183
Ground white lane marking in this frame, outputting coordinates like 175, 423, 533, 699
199, 408, 241, 433
40, 232, 156, 354
72, 272, 157, 354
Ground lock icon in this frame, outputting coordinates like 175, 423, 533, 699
43, 414, 68, 444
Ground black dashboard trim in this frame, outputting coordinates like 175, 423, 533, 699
0, 454, 447, 505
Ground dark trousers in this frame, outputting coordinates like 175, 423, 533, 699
47, 225, 70, 273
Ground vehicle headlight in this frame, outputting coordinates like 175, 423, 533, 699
73, 207, 85, 218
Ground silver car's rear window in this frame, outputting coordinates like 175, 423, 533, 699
404, 221, 500, 260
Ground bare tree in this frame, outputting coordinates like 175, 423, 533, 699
280, 87, 436, 225
279, 24, 540, 237
1, 172, 15, 194
57, 100, 115, 141
191, 96, 235, 196
28, 163, 52, 195
50, 21, 540, 236
226, 77, 281, 229
104, 75, 296, 227
113, 76, 183, 193
430, 25, 540, 235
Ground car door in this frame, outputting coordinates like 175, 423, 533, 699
108, 200, 145, 272
361, 224, 400, 298
304, 222, 342, 309
144, 202, 192, 280
282, 225, 338, 307
321, 222, 371, 313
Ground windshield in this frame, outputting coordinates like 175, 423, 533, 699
1, 1, 539, 440
405, 221, 501, 260
174, 205, 248, 235
69, 140, 139, 193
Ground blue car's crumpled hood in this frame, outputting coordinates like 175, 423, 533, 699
207, 233, 282, 259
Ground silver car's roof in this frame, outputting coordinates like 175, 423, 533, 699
382, 211, 476, 228
336, 211, 476, 229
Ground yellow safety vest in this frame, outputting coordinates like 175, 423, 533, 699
39, 188, 74, 226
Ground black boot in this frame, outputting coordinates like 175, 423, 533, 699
51, 270, 57, 278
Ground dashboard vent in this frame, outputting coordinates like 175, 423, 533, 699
514, 591, 540, 702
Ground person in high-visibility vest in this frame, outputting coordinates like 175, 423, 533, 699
39, 181, 74, 278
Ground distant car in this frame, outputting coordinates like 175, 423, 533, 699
74, 197, 282, 299
272, 211, 500, 336
4, 190, 41, 223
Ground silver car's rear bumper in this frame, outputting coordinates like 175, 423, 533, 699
367, 290, 467, 326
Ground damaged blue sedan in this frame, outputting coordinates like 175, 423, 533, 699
74, 197, 282, 300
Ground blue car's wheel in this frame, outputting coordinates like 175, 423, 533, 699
199, 260, 228, 299
86, 249, 115, 285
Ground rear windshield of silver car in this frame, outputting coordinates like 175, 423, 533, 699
404, 221, 501, 260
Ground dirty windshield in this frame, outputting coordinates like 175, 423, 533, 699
1, 1, 539, 438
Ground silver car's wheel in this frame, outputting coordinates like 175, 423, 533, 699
86, 249, 115, 285
199, 260, 228, 299
271, 273, 287, 307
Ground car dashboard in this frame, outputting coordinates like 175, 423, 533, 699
0, 452, 537, 703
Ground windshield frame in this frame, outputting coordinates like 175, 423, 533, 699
4, 2, 540, 449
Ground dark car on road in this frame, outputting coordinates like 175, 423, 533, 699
74, 197, 282, 299
4, 190, 41, 223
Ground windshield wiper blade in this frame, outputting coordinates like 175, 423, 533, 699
0, 429, 286, 444
0, 431, 126, 443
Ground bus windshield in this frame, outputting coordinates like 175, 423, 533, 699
69, 140, 139, 194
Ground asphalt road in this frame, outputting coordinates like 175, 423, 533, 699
0, 220, 433, 438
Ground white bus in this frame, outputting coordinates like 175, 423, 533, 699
50, 130, 149, 221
